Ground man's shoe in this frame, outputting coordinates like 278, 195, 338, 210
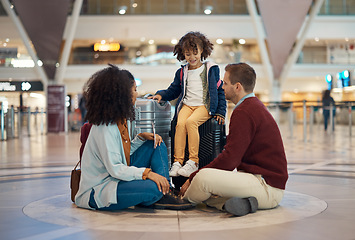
153, 189, 195, 210
177, 160, 198, 177
224, 196, 258, 216
169, 162, 182, 177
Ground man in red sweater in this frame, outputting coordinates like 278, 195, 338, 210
179, 63, 288, 216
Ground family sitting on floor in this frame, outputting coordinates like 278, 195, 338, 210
74, 32, 288, 217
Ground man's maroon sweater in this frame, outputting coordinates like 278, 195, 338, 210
190, 97, 288, 190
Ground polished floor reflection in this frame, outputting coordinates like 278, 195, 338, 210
0, 123, 355, 240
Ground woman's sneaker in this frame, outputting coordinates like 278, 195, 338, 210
177, 160, 198, 177
169, 162, 182, 177
153, 189, 195, 210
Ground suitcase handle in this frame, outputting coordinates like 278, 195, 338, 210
142, 94, 169, 107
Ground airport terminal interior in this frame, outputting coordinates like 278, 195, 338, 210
1, 0, 355, 239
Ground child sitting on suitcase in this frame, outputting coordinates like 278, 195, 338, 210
149, 31, 226, 177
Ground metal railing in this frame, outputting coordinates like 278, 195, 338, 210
2, 100, 355, 141
0, 104, 46, 141
265, 100, 355, 142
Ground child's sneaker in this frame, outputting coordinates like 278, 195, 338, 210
177, 160, 198, 177
169, 162, 182, 177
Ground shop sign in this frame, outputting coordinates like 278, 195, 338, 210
94, 43, 120, 51
0, 81, 43, 92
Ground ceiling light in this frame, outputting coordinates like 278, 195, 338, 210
343, 70, 349, 78
119, 6, 127, 15
30, 93, 43, 98
204, 6, 213, 15
239, 39, 246, 44
135, 78, 142, 86
132, 3, 138, 8
325, 74, 332, 83
216, 39, 223, 44
171, 38, 178, 45
148, 39, 154, 45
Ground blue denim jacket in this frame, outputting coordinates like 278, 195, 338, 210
156, 62, 227, 119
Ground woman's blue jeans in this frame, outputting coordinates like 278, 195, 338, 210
89, 140, 170, 210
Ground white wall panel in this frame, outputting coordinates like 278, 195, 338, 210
65, 15, 256, 41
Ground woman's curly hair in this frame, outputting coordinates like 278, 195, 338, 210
84, 64, 135, 125
173, 31, 213, 62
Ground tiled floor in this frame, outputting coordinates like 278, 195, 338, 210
1, 123, 355, 240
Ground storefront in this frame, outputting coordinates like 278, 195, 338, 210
0, 80, 45, 113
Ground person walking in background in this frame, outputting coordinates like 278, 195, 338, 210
79, 91, 87, 125
149, 31, 226, 178
322, 89, 336, 131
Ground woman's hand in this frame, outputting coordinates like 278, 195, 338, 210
148, 94, 162, 103
214, 115, 225, 125
147, 171, 170, 195
179, 179, 191, 197
139, 133, 163, 148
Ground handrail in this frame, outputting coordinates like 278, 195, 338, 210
1, 100, 354, 141
0, 106, 46, 141
264, 100, 354, 142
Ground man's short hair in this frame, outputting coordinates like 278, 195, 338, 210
225, 63, 256, 92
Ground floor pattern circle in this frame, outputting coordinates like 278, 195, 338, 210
23, 191, 327, 232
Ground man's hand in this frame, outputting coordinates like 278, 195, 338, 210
179, 179, 191, 197
147, 171, 170, 195
147, 94, 162, 103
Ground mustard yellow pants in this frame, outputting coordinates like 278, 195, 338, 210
174, 104, 211, 165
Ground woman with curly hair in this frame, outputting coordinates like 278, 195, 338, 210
150, 31, 226, 178
75, 64, 193, 210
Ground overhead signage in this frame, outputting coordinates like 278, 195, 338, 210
0, 81, 43, 92
0, 48, 17, 58
94, 43, 120, 52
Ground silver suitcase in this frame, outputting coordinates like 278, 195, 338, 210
132, 98, 172, 161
